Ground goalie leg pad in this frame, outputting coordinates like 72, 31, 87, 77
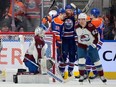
40, 59, 47, 74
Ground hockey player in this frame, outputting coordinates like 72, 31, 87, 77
75, 13, 107, 83
86, 8, 105, 79
51, 8, 66, 63
58, 5, 76, 78
23, 26, 46, 74
90, 8, 104, 40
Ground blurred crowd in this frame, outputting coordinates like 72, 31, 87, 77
0, 0, 116, 40
0, 0, 41, 32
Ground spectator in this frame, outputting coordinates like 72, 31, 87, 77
0, 23, 11, 32
0, 23, 12, 40
0, 0, 10, 20
17, 26, 25, 32
103, 15, 114, 40
8, 0, 26, 31
24, 0, 41, 32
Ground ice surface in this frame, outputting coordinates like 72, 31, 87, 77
0, 79, 116, 87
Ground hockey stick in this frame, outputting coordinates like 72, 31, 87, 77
82, 0, 94, 13
47, 0, 56, 13
70, 0, 94, 13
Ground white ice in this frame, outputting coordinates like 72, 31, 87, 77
0, 79, 116, 87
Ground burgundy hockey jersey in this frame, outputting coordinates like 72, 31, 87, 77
75, 22, 99, 49
23, 35, 45, 62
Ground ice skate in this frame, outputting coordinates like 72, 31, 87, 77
79, 76, 85, 84
79, 76, 84, 82
100, 76, 107, 84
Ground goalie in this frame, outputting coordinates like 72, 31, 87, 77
23, 27, 53, 74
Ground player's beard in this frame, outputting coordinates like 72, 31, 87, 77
66, 12, 72, 17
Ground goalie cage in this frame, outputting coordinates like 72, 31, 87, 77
0, 32, 57, 82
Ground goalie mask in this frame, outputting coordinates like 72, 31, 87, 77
34, 26, 46, 37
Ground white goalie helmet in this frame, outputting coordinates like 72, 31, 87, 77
34, 26, 46, 37
78, 13, 87, 19
48, 10, 57, 18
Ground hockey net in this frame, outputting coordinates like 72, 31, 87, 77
0, 32, 56, 81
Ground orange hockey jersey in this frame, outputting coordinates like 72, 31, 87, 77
91, 17, 103, 28
8, 0, 25, 17
25, 0, 41, 18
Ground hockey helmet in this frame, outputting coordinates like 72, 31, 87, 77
65, 4, 72, 9
34, 26, 45, 37
90, 8, 100, 17
78, 13, 87, 19
74, 8, 82, 15
48, 10, 57, 18
57, 8, 66, 14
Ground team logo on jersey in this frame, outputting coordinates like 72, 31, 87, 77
80, 34, 90, 42
64, 19, 73, 30
27, 0, 36, 9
